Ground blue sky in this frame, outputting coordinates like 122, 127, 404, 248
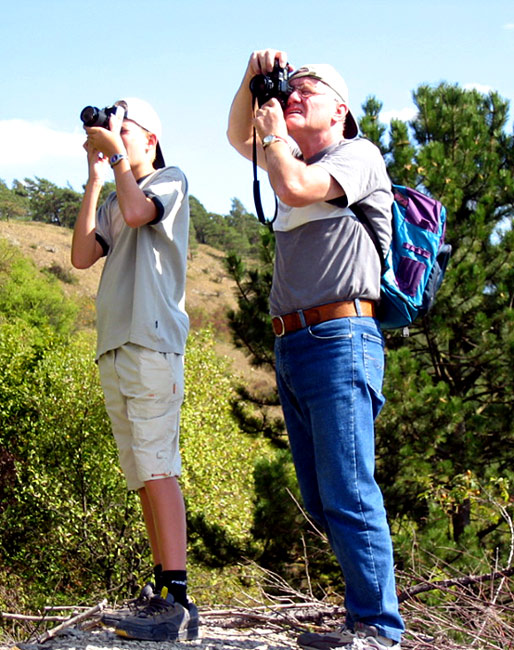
1, 0, 513, 216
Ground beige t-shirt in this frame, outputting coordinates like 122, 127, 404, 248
94, 166, 189, 360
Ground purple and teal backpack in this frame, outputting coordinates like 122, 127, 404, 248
353, 185, 452, 331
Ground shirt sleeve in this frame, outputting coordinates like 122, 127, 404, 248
143, 167, 188, 228
95, 192, 115, 254
316, 139, 387, 205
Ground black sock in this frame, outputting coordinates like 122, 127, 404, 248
153, 563, 163, 593
161, 570, 188, 606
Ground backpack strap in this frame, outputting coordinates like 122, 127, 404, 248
350, 201, 386, 272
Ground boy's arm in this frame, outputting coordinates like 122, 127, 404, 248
71, 144, 106, 269
110, 156, 158, 228
85, 111, 157, 228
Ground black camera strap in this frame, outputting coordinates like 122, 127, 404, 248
252, 127, 278, 228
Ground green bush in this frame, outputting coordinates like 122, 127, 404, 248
0, 321, 275, 614
0, 327, 146, 610
181, 329, 271, 564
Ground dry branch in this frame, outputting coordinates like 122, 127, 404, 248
1, 613, 69, 623
398, 567, 514, 602
36, 599, 107, 643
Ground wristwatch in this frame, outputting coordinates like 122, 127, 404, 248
109, 153, 128, 167
262, 134, 287, 149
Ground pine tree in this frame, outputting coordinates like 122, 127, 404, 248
363, 85, 514, 559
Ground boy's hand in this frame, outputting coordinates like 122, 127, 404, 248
84, 107, 127, 160
83, 140, 109, 185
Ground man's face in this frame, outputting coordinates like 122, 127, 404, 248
284, 77, 344, 136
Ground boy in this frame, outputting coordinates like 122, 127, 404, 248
71, 97, 198, 642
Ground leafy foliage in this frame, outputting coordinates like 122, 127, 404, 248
0, 176, 261, 259
190, 195, 261, 257
361, 85, 514, 570
180, 329, 271, 565
0, 179, 29, 221
23, 178, 84, 227
0, 239, 78, 337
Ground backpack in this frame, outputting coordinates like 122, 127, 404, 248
352, 185, 452, 331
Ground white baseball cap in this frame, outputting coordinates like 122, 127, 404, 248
289, 64, 359, 139
116, 97, 165, 169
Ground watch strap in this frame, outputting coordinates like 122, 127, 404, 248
262, 135, 288, 149
109, 153, 128, 167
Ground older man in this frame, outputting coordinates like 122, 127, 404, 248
228, 50, 404, 649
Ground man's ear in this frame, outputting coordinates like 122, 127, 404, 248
333, 101, 348, 127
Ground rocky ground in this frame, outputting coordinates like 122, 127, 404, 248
8, 624, 298, 650
4, 606, 301, 650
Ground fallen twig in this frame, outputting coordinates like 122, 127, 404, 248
36, 599, 107, 643
1, 613, 69, 623
398, 567, 514, 602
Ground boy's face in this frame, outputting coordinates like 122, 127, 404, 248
120, 119, 155, 167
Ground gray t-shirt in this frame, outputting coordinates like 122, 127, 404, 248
95, 166, 189, 360
269, 138, 392, 315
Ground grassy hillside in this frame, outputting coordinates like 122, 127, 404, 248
0, 220, 273, 391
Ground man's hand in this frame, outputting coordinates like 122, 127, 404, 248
248, 49, 289, 77
254, 97, 289, 143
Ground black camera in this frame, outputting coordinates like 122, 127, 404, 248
249, 62, 292, 109
80, 103, 125, 128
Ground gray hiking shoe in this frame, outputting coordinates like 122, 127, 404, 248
354, 623, 400, 649
101, 582, 155, 627
298, 623, 400, 650
114, 587, 199, 641
298, 624, 356, 649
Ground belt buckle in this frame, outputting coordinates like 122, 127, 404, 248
274, 315, 286, 337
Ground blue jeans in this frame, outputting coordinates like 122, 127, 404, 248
275, 315, 404, 642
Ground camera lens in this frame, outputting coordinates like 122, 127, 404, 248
80, 106, 100, 126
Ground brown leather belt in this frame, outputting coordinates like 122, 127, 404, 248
272, 300, 376, 337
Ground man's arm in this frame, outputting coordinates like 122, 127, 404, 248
253, 99, 344, 207
228, 49, 344, 207
227, 49, 289, 169
260, 134, 344, 208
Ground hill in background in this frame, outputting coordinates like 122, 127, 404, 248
0, 220, 273, 392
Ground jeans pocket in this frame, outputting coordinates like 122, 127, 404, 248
308, 320, 352, 340
362, 332, 385, 399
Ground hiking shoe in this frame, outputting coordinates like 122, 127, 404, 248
185, 600, 200, 639
353, 623, 400, 649
298, 624, 400, 650
298, 624, 356, 649
101, 582, 155, 627
114, 587, 199, 641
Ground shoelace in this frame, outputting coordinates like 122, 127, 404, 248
137, 596, 174, 618
351, 636, 394, 649
351, 640, 377, 650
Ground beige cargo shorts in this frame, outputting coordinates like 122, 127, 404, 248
98, 342, 184, 491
